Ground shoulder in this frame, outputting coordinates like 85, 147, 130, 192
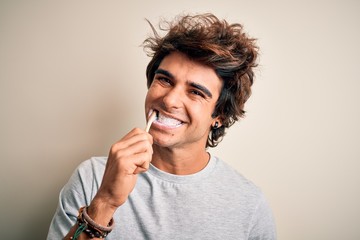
212, 156, 262, 195
66, 156, 107, 185
211, 156, 270, 215
212, 157, 276, 239
62, 156, 107, 200
76, 156, 107, 176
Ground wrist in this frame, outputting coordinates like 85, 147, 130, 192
71, 206, 114, 239
88, 196, 117, 226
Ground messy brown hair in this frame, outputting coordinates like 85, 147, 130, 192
143, 13, 259, 147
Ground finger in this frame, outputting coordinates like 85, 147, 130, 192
133, 166, 148, 174
111, 138, 153, 160
111, 151, 152, 176
131, 152, 152, 174
112, 131, 153, 152
104, 149, 152, 178
120, 128, 149, 142
106, 139, 153, 175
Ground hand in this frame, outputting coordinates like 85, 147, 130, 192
88, 128, 153, 224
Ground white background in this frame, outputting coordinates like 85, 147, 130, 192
1, 0, 359, 239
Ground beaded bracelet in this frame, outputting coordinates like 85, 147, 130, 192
71, 206, 114, 239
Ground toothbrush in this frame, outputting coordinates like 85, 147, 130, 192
145, 111, 157, 132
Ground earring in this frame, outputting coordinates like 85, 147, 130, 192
213, 122, 219, 129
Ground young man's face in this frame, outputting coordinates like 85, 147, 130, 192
145, 51, 223, 150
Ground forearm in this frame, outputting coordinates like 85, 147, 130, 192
60, 128, 153, 239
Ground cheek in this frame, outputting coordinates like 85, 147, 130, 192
189, 104, 214, 122
144, 91, 154, 110
145, 86, 157, 102
147, 84, 161, 97
145, 87, 163, 111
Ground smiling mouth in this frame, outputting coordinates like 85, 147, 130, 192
152, 110, 183, 128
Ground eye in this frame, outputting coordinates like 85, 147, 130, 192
155, 75, 172, 86
190, 89, 205, 98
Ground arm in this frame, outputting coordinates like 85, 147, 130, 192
248, 194, 277, 240
51, 128, 153, 240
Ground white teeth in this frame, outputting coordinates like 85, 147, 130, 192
157, 113, 182, 126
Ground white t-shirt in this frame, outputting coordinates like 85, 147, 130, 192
47, 155, 276, 239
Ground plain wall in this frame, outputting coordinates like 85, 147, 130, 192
1, 0, 359, 239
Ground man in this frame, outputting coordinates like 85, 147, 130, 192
47, 13, 276, 239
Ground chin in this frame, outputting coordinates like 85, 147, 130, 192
152, 136, 179, 149
153, 138, 173, 147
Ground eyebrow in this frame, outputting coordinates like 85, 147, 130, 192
155, 69, 174, 78
189, 82, 213, 98
154, 68, 213, 98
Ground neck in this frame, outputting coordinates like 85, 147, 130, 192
151, 145, 210, 175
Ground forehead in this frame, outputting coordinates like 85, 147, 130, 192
158, 52, 223, 93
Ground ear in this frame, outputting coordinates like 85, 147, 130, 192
212, 117, 223, 129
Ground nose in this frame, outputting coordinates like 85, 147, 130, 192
162, 86, 183, 110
